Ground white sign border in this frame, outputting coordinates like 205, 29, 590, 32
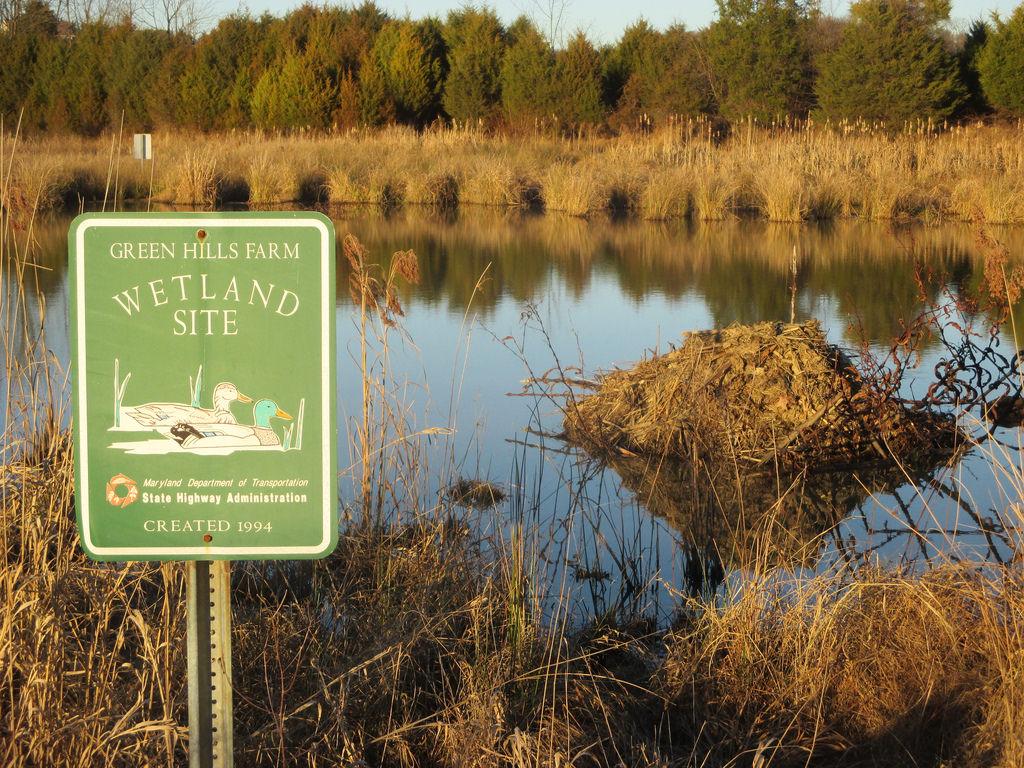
75, 216, 334, 557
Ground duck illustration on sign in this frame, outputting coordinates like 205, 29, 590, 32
122, 381, 253, 428
109, 360, 305, 455
169, 399, 292, 448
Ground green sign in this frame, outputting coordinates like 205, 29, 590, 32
70, 213, 337, 561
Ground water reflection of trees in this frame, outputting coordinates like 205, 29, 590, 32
29, 208, 1020, 352
4, 215, 70, 299
2, 215, 72, 442
333, 208, 1022, 347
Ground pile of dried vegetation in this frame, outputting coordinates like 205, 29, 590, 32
565, 320, 962, 475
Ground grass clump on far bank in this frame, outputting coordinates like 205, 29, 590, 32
245, 153, 299, 204
542, 160, 609, 216
639, 167, 692, 220
326, 161, 405, 209
161, 148, 218, 206
405, 169, 459, 209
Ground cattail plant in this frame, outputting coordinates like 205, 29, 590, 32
343, 233, 420, 513
112, 358, 131, 427
189, 364, 203, 408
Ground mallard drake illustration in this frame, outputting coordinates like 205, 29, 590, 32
124, 382, 253, 427
170, 399, 292, 449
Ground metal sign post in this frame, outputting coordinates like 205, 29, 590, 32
187, 560, 233, 768
69, 213, 338, 767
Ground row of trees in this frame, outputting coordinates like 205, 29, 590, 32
2, 0, 1024, 135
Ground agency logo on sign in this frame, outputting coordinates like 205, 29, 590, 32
70, 212, 338, 561
105, 473, 139, 508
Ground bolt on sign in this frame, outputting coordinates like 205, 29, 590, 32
70, 213, 338, 560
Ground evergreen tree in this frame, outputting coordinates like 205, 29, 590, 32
442, 7, 505, 123
146, 35, 192, 128
0, 0, 58, 123
60, 23, 110, 135
334, 70, 362, 128
250, 49, 336, 129
178, 14, 275, 130
357, 49, 396, 125
364, 19, 444, 126
25, 34, 69, 131
977, 6, 1024, 116
655, 27, 714, 118
257, 4, 394, 129
104, 27, 177, 130
553, 32, 605, 127
611, 25, 713, 128
703, 0, 814, 122
816, 0, 967, 123
603, 20, 659, 110
330, 1, 390, 74
959, 20, 990, 115
500, 17, 555, 126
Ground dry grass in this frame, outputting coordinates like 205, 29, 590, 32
542, 161, 609, 216
10, 122, 1024, 223
5, 437, 1021, 766
951, 175, 1024, 224
460, 156, 533, 208
327, 165, 404, 207
405, 169, 459, 209
245, 153, 300, 204
161, 148, 218, 206
7, 155, 72, 213
639, 167, 692, 220
661, 565, 1024, 766
693, 173, 739, 221
755, 164, 813, 222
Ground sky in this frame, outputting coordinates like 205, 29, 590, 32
212, 0, 1022, 42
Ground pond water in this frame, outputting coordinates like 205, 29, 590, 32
5, 208, 1024, 621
